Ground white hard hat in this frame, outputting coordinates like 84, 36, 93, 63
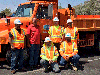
44, 37, 52, 42
65, 33, 71, 37
53, 17, 59, 21
67, 19, 72, 23
14, 19, 22, 24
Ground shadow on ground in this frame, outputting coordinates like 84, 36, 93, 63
59, 61, 89, 71
78, 47, 100, 58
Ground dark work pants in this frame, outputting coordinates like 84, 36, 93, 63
11, 49, 24, 70
60, 54, 80, 67
40, 59, 60, 72
29, 44, 40, 66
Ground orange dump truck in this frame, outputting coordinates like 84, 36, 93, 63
0, 0, 99, 62
0, 0, 75, 62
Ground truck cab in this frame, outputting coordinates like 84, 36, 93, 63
0, 0, 61, 62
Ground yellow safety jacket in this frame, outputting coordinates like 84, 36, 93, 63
40, 44, 59, 62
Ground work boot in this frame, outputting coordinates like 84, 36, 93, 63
54, 69, 60, 73
72, 66, 77, 71
64, 64, 68, 68
21, 67, 27, 71
33, 65, 40, 69
11, 70, 16, 74
18, 67, 27, 72
44, 67, 49, 73
64, 62, 70, 68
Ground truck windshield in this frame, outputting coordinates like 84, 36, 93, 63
15, 3, 35, 17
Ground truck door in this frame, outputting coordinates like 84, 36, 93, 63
36, 4, 53, 40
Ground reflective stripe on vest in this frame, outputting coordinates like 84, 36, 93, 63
61, 26, 63, 34
22, 29, 25, 36
63, 41, 69, 56
53, 46, 55, 56
40, 53, 46, 56
12, 29, 17, 40
74, 27, 77, 39
72, 42, 74, 52
51, 35, 61, 38
12, 40, 24, 43
51, 26, 62, 38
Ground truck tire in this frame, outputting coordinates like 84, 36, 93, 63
6, 50, 11, 66
6, 49, 30, 67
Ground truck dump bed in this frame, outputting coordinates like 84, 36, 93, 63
73, 15, 100, 31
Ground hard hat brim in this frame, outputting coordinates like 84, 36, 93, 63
65, 36, 71, 37
67, 21, 72, 23
15, 22, 22, 24
53, 20, 59, 21
44, 40, 52, 42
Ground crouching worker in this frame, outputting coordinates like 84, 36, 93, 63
59, 33, 80, 71
40, 37, 60, 73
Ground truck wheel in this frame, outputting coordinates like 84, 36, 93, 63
6, 50, 11, 66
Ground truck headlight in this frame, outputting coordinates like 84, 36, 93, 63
0, 37, 6, 44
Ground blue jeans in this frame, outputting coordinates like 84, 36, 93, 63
60, 54, 80, 67
11, 49, 24, 70
29, 44, 40, 66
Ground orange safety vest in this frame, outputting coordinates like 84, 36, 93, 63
50, 26, 63, 43
10, 28, 25, 49
63, 41, 74, 54
60, 41, 78, 58
65, 27, 78, 43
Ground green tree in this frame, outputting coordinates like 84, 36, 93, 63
1, 8, 12, 16
58, 2, 65, 9
73, 0, 100, 15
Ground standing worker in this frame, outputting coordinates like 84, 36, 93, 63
9, 19, 26, 74
48, 17, 64, 50
40, 37, 60, 73
27, 18, 40, 69
48, 17, 64, 63
64, 19, 79, 44
59, 33, 80, 71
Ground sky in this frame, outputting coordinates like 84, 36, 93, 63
0, 0, 88, 12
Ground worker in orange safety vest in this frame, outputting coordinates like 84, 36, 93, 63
8, 19, 26, 74
64, 19, 79, 44
48, 17, 64, 50
40, 37, 60, 73
59, 33, 80, 71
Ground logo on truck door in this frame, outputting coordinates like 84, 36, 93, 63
43, 25, 50, 30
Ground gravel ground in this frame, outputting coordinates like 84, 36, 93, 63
0, 55, 100, 75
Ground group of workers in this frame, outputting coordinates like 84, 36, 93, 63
8, 17, 80, 74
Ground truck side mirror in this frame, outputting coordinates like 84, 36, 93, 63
68, 4, 72, 10
48, 4, 53, 19
7, 19, 10, 25
5, 18, 10, 25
